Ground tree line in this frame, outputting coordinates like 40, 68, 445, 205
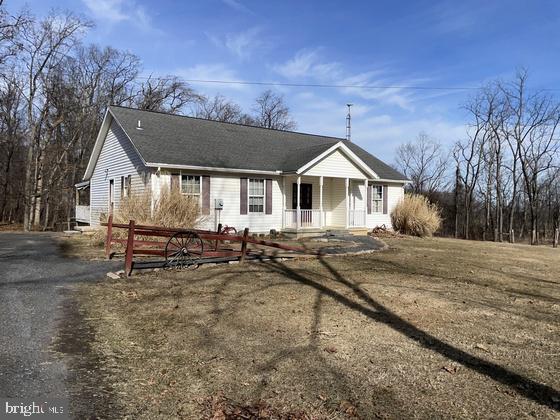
395, 70, 560, 245
0, 7, 296, 231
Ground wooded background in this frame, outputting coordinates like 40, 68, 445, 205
394, 71, 560, 245
0, 7, 296, 231
1, 6, 559, 244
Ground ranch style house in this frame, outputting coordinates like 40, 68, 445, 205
75, 106, 408, 235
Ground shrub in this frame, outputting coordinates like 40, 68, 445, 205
115, 188, 202, 228
391, 194, 441, 237
90, 188, 203, 246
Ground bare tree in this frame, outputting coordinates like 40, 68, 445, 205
0, 74, 25, 222
0, 3, 27, 66
502, 70, 560, 244
395, 132, 448, 197
13, 11, 91, 230
195, 94, 244, 122
456, 92, 491, 239
253, 89, 296, 130
133, 75, 201, 114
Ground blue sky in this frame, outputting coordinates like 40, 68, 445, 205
7, 0, 560, 160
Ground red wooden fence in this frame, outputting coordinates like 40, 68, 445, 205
102, 215, 312, 276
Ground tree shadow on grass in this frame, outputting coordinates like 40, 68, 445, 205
191, 262, 416, 418
262, 255, 560, 412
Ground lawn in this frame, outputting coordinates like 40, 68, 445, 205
64, 236, 560, 419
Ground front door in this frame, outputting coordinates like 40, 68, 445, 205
292, 183, 312, 209
292, 183, 313, 226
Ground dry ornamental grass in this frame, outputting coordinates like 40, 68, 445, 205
391, 194, 442, 237
89, 188, 203, 245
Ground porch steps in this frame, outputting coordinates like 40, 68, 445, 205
348, 227, 370, 236
282, 227, 367, 239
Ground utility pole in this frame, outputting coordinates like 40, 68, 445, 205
346, 103, 353, 141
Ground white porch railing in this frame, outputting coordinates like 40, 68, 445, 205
284, 209, 322, 229
75, 205, 90, 222
348, 209, 366, 227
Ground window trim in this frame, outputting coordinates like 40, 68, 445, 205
180, 173, 202, 198
372, 185, 383, 213
248, 178, 265, 214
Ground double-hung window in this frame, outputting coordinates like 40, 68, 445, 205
248, 178, 264, 213
372, 185, 383, 213
181, 175, 201, 199
120, 175, 131, 199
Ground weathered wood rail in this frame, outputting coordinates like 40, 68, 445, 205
102, 215, 313, 276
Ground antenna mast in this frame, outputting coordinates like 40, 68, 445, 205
346, 103, 353, 141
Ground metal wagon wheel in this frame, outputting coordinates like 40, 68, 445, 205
165, 231, 204, 269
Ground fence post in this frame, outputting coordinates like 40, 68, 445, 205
554, 228, 559, 248
105, 214, 113, 259
215, 223, 222, 251
125, 219, 136, 276
240, 227, 249, 263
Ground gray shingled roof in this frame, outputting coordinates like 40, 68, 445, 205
109, 105, 407, 180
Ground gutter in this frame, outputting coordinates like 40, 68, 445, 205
146, 163, 282, 176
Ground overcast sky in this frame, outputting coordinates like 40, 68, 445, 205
6, 0, 560, 160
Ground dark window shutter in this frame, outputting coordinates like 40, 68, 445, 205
367, 182, 372, 214
171, 174, 180, 192
383, 185, 388, 214
202, 175, 210, 215
265, 179, 272, 214
240, 178, 248, 214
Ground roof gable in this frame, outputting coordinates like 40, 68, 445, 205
297, 142, 376, 179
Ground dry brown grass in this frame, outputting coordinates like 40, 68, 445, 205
88, 188, 204, 245
391, 193, 442, 237
64, 237, 560, 418
115, 188, 202, 228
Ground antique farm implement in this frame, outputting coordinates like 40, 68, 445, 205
102, 216, 311, 276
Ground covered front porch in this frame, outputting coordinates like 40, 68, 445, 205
282, 175, 368, 231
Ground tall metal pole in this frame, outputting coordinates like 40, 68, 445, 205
346, 103, 353, 141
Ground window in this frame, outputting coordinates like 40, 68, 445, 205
181, 175, 201, 197
372, 185, 383, 213
121, 175, 131, 199
248, 178, 264, 213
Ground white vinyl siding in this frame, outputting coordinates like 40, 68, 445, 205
303, 149, 368, 179
366, 183, 404, 229
328, 178, 347, 226
90, 120, 148, 225
151, 170, 283, 233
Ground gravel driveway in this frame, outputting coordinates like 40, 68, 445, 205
0, 232, 119, 409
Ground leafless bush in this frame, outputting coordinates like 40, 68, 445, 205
391, 194, 442, 237
116, 188, 202, 227
90, 188, 203, 246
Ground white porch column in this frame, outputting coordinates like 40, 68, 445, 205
296, 176, 301, 229
345, 177, 349, 229
363, 178, 368, 226
282, 177, 286, 228
319, 176, 324, 228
